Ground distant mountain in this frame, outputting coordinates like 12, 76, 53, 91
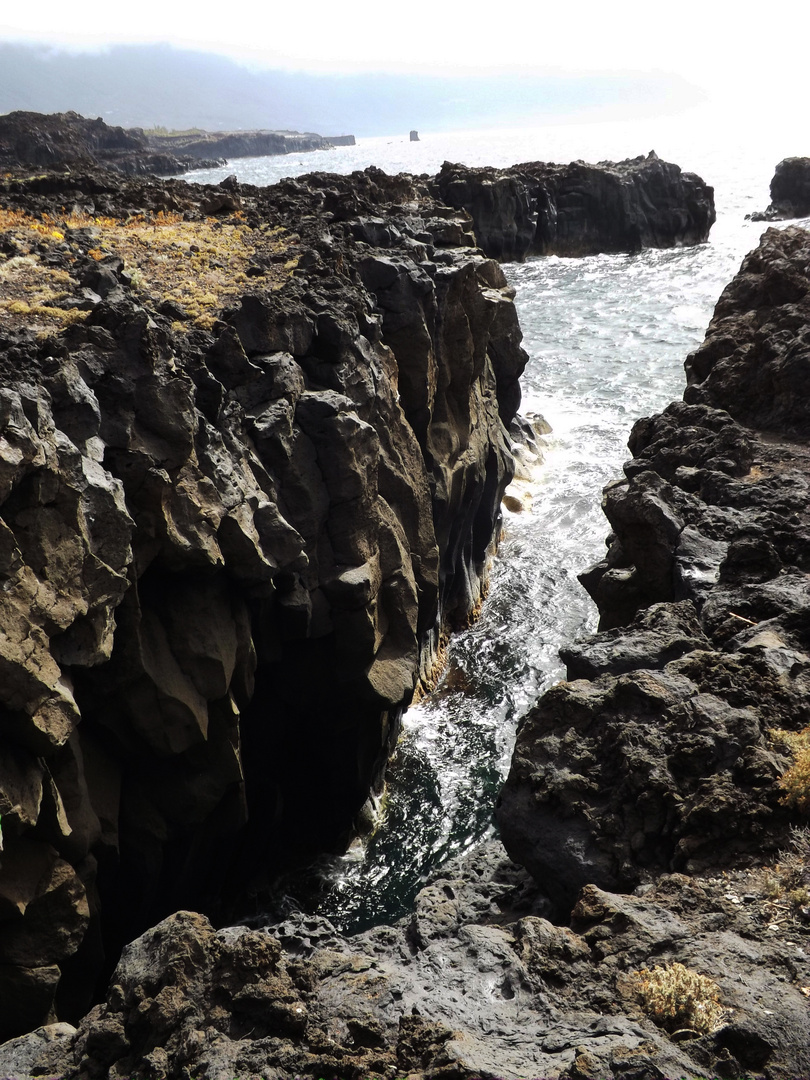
0, 42, 704, 137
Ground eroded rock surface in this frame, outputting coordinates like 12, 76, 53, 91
3, 842, 809, 1080
434, 151, 715, 259
0, 164, 526, 1036
499, 227, 810, 938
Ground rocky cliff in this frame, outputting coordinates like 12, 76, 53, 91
4, 158, 799, 1080
434, 151, 715, 260
0, 111, 349, 177
752, 157, 810, 221
143, 129, 355, 161
0, 163, 526, 1037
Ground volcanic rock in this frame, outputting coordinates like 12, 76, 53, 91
684, 224, 810, 436
0, 111, 345, 177
434, 151, 715, 260
0, 163, 525, 1036
498, 225, 810, 923
751, 157, 810, 221
4, 842, 809, 1080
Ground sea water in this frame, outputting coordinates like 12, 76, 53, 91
183, 106, 810, 930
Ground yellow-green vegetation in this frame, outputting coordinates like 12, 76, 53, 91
773, 727, 810, 813
0, 205, 293, 334
0, 211, 82, 331
629, 962, 725, 1034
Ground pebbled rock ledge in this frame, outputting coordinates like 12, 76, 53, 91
434, 151, 715, 260
0, 163, 526, 1037
4, 841, 810, 1080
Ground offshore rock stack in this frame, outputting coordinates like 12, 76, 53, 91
751, 156, 810, 221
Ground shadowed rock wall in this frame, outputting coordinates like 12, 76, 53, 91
752, 156, 810, 221
0, 164, 526, 1036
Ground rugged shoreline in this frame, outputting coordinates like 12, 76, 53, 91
0, 111, 355, 178
5, 151, 807, 1080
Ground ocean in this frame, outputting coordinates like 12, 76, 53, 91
183, 106, 810, 930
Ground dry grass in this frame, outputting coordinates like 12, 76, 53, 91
0, 205, 294, 334
629, 962, 725, 1034
773, 727, 810, 813
763, 825, 810, 909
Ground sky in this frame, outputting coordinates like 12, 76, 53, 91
2, 0, 808, 123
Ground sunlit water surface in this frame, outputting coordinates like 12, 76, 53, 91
191, 110, 810, 931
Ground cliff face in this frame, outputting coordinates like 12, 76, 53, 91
435, 151, 716, 260
498, 225, 810, 915
0, 165, 526, 1036
142, 129, 354, 161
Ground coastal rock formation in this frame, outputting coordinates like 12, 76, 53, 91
751, 157, 810, 221
434, 151, 716, 260
141, 128, 356, 163
4, 841, 810, 1080
0, 111, 351, 177
5, 141, 800, 1075
0, 111, 222, 176
0, 164, 525, 1036
498, 226, 810, 918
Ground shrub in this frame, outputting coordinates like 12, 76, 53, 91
774, 825, 810, 903
629, 962, 724, 1033
775, 728, 810, 813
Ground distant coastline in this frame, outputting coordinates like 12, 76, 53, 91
0, 109, 355, 176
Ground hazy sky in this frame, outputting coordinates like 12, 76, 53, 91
2, 0, 808, 113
